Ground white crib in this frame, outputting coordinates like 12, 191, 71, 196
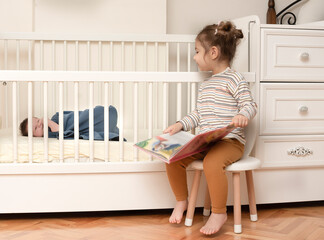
0, 16, 260, 213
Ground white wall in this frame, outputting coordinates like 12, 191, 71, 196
167, 0, 307, 34
34, 0, 166, 34
0, 0, 166, 34
0, 0, 34, 31
0, 0, 307, 34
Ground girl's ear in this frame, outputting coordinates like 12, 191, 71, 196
210, 46, 219, 60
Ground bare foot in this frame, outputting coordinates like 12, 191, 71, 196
169, 200, 188, 224
200, 213, 227, 235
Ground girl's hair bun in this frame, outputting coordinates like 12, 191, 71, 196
196, 21, 244, 63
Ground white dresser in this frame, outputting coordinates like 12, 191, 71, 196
253, 24, 324, 204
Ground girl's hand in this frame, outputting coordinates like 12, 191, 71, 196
163, 122, 183, 136
231, 114, 249, 128
48, 119, 59, 132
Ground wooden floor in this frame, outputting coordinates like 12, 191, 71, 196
0, 201, 323, 240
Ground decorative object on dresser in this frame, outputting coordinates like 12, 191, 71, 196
267, 0, 277, 24
275, 0, 304, 25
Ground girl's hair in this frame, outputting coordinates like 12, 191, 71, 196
19, 118, 29, 136
196, 21, 243, 63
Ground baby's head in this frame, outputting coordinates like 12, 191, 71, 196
196, 21, 243, 64
19, 117, 44, 137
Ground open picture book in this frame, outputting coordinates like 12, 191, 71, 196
134, 124, 235, 164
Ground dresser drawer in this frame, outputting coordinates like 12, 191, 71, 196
256, 135, 324, 168
260, 83, 324, 135
261, 29, 324, 82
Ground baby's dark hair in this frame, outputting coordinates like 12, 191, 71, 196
19, 118, 29, 136
196, 21, 243, 63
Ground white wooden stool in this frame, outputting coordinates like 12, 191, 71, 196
184, 125, 261, 233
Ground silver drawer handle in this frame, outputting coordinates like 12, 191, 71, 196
299, 105, 308, 113
300, 52, 309, 61
287, 146, 313, 157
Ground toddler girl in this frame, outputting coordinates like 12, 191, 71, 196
163, 21, 257, 235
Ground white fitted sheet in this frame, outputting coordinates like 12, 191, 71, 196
0, 128, 151, 163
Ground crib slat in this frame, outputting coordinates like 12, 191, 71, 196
110, 42, 113, 71
98, 41, 103, 103
132, 42, 136, 71
4, 40, 8, 70
12, 82, 18, 163
133, 82, 138, 161
177, 42, 180, 72
176, 43, 182, 121
148, 82, 153, 161
162, 82, 168, 131
154, 42, 158, 130
144, 42, 147, 71
64, 40, 67, 71
59, 82, 64, 162
28, 41, 32, 70
52, 41, 56, 114
87, 41, 90, 71
43, 82, 49, 163
16, 41, 20, 123
28, 82, 33, 162
63, 41, 68, 109
119, 82, 124, 162
191, 82, 197, 135
104, 82, 109, 162
177, 83, 182, 121
121, 41, 125, 71
148, 82, 153, 139
40, 40, 44, 70
74, 42, 79, 160
75, 41, 79, 70
16, 40, 20, 70
89, 82, 94, 162
143, 42, 148, 129
165, 42, 169, 72
133, 42, 139, 161
4, 40, 8, 127
74, 82, 79, 162
187, 43, 191, 114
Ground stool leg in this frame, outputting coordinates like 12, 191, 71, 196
233, 172, 242, 233
185, 170, 202, 227
203, 185, 211, 216
246, 170, 258, 222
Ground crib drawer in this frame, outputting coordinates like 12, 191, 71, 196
260, 83, 324, 135
261, 29, 324, 82
256, 135, 324, 168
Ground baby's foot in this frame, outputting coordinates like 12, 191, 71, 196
169, 200, 188, 224
200, 213, 227, 235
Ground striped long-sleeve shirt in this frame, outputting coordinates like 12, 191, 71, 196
179, 68, 257, 145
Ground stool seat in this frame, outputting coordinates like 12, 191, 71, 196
226, 157, 261, 172
189, 156, 261, 172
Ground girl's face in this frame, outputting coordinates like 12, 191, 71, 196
31, 117, 44, 137
193, 40, 213, 71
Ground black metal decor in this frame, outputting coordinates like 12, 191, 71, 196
276, 0, 304, 24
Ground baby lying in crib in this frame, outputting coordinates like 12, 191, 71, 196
19, 105, 121, 141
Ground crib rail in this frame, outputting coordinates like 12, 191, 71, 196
0, 32, 197, 72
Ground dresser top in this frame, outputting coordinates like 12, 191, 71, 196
261, 21, 324, 30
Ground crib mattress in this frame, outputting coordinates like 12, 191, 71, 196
0, 128, 150, 163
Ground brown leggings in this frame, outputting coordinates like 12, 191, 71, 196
165, 138, 244, 214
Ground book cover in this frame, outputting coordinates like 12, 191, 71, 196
134, 124, 235, 164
